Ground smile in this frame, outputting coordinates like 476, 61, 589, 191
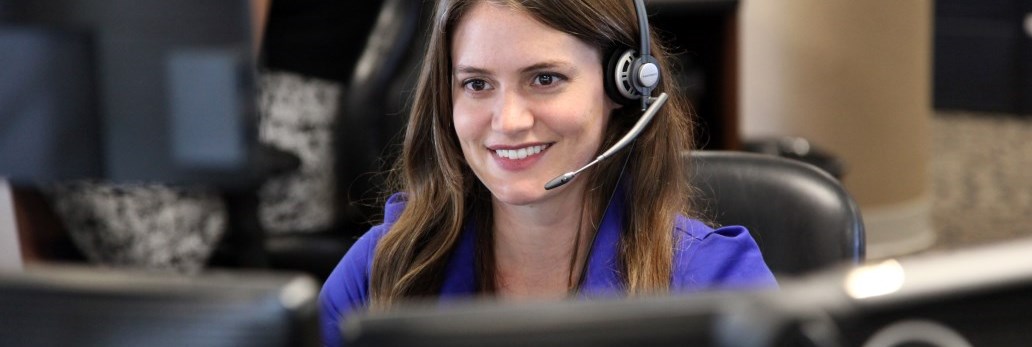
493, 144, 549, 160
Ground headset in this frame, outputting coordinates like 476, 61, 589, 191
544, 0, 670, 190
605, 0, 661, 110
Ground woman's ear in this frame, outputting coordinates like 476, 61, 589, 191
605, 97, 625, 115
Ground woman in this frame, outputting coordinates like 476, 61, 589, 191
320, 0, 776, 345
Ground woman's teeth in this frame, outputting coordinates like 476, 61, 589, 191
495, 144, 548, 159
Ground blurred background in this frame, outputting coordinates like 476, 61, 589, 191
2, 0, 1030, 278
3, 2, 1030, 346
737, 0, 1031, 258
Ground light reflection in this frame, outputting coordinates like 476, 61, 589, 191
845, 259, 905, 299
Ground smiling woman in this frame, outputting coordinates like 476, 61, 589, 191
450, 3, 613, 207
319, 1, 777, 346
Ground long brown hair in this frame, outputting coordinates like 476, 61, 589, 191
370, 0, 696, 308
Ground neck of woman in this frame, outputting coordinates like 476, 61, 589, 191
490, 186, 596, 300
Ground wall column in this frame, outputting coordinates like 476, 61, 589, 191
740, 1, 934, 258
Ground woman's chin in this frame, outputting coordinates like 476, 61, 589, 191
486, 182, 550, 207
491, 192, 543, 207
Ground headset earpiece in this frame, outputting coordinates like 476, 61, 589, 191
630, 54, 660, 99
604, 49, 640, 106
604, 0, 660, 109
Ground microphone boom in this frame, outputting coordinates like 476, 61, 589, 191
543, 93, 669, 190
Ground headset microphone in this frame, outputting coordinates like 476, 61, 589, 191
544, 92, 668, 190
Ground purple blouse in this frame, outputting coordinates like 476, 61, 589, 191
319, 190, 776, 346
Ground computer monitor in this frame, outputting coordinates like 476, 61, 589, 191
0, 265, 320, 347
343, 290, 798, 347
0, 0, 286, 189
828, 237, 1032, 347
345, 237, 1032, 347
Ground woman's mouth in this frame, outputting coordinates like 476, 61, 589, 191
494, 144, 549, 159
490, 143, 551, 171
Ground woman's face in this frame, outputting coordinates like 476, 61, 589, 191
451, 2, 616, 206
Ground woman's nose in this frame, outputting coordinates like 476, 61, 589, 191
491, 90, 533, 134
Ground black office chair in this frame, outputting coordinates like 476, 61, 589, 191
687, 151, 865, 279
262, 0, 429, 280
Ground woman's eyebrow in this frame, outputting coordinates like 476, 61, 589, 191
454, 65, 491, 75
519, 61, 573, 73
454, 61, 575, 76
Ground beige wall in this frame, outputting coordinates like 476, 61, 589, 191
740, 1, 934, 257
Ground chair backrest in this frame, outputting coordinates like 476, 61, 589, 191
687, 151, 865, 278
335, 0, 429, 231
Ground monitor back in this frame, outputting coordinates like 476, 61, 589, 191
0, 0, 264, 188
345, 293, 749, 347
0, 265, 320, 347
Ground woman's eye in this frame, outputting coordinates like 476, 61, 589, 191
533, 74, 556, 86
463, 79, 489, 91
531, 73, 565, 87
